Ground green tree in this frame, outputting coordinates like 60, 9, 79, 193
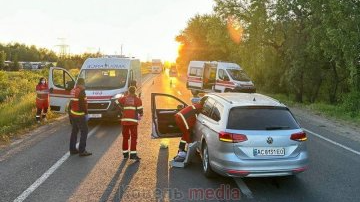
0, 51, 6, 70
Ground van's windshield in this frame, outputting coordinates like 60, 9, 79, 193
226, 69, 251, 82
79, 69, 128, 90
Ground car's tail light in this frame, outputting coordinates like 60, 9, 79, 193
292, 166, 308, 173
290, 131, 307, 141
226, 169, 249, 176
219, 131, 247, 143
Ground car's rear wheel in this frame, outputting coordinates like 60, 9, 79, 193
202, 143, 216, 178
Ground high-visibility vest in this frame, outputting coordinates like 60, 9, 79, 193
36, 83, 49, 101
116, 94, 143, 125
70, 86, 88, 117
176, 103, 202, 130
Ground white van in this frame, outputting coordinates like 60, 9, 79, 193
186, 61, 255, 95
48, 57, 142, 120
151, 59, 162, 74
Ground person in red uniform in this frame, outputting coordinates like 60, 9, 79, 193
35, 77, 49, 123
174, 97, 206, 162
116, 86, 143, 161
69, 78, 92, 156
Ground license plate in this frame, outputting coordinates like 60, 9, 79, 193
88, 114, 102, 118
253, 147, 285, 156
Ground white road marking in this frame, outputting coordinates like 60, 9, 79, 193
234, 178, 254, 199
13, 125, 101, 202
142, 74, 153, 85
304, 128, 360, 156
177, 91, 182, 95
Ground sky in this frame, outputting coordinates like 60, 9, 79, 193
0, 0, 214, 61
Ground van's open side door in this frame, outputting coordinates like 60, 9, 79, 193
151, 93, 188, 138
48, 67, 75, 113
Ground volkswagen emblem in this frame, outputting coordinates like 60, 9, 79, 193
267, 137, 273, 144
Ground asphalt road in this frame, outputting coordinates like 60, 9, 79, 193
0, 71, 359, 202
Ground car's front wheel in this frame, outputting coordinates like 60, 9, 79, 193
202, 143, 216, 178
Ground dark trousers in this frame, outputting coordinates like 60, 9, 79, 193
70, 116, 88, 153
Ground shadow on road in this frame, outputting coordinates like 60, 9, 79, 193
112, 161, 140, 202
99, 160, 128, 202
155, 148, 169, 202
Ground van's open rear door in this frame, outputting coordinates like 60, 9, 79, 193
48, 67, 75, 113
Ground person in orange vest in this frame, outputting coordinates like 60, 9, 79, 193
116, 86, 143, 161
35, 77, 49, 123
173, 98, 205, 162
69, 78, 92, 157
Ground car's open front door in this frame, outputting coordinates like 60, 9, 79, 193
151, 93, 188, 138
48, 67, 75, 113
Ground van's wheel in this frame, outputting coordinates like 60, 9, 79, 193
191, 90, 199, 96
202, 143, 216, 178
224, 88, 232, 93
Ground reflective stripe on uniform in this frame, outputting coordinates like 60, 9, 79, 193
123, 106, 137, 110
71, 98, 79, 101
70, 110, 85, 116
36, 97, 46, 100
123, 151, 129, 154
137, 106, 143, 109
36, 115, 41, 118
130, 151, 137, 154
191, 105, 196, 110
178, 113, 189, 130
115, 100, 119, 105
180, 140, 187, 144
121, 118, 138, 123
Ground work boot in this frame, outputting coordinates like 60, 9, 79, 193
130, 154, 141, 161
123, 153, 129, 159
79, 151, 92, 157
174, 151, 186, 162
70, 149, 79, 155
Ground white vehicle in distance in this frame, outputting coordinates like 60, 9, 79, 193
186, 61, 256, 95
151, 59, 162, 74
169, 65, 178, 77
151, 93, 309, 178
48, 56, 142, 120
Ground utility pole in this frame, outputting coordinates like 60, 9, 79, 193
56, 38, 69, 58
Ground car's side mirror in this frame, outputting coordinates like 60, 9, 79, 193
65, 81, 75, 91
224, 77, 230, 81
49, 87, 54, 93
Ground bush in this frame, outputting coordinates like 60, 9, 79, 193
341, 92, 360, 117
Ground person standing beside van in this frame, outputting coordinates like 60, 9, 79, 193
116, 86, 143, 161
69, 78, 92, 156
35, 77, 49, 123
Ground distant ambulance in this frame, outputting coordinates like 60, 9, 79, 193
169, 65, 178, 77
48, 57, 142, 120
151, 59, 162, 74
186, 61, 255, 95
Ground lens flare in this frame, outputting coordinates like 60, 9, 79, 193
227, 16, 243, 44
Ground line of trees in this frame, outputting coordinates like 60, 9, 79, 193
176, 0, 360, 114
0, 43, 102, 71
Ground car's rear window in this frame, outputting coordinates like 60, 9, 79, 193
227, 107, 300, 130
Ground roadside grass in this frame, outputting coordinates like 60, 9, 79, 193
0, 93, 58, 142
0, 69, 79, 144
267, 93, 360, 125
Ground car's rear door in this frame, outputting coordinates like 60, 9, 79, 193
151, 93, 188, 138
48, 67, 75, 113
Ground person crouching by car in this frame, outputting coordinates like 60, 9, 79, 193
173, 97, 206, 162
